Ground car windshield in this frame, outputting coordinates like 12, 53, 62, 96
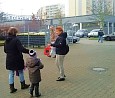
68, 33, 75, 36
67, 30, 75, 36
77, 30, 85, 32
91, 29, 100, 32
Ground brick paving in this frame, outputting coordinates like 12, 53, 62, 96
0, 38, 115, 98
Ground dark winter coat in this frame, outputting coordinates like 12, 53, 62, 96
4, 35, 29, 70
26, 57, 44, 83
98, 30, 104, 36
51, 32, 67, 55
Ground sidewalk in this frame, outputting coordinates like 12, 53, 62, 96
0, 38, 115, 98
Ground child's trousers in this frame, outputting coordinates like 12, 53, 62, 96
30, 83, 40, 97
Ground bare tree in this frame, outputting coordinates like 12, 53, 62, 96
90, 0, 112, 28
55, 8, 64, 26
29, 13, 39, 32
37, 9, 47, 31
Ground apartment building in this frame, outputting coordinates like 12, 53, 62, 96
69, 0, 115, 17
37, 4, 65, 19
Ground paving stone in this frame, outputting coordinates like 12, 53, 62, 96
0, 39, 115, 98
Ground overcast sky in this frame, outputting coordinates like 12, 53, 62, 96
0, 0, 68, 15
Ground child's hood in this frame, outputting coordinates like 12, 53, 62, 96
26, 57, 40, 68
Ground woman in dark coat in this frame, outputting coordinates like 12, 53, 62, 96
4, 27, 30, 93
50, 26, 67, 81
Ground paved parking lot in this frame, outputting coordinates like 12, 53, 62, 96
0, 38, 115, 98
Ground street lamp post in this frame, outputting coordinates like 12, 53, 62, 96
75, 0, 76, 16
27, 25, 30, 48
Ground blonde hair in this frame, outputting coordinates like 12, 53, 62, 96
8, 27, 18, 35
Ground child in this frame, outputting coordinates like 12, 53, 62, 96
26, 49, 44, 97
49, 26, 56, 58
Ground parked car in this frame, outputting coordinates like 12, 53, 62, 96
67, 30, 76, 36
103, 32, 115, 41
88, 29, 100, 38
75, 29, 89, 37
66, 30, 80, 43
67, 36, 80, 43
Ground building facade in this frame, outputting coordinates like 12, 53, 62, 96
69, 0, 115, 17
37, 4, 65, 19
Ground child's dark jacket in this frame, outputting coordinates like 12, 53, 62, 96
26, 57, 44, 84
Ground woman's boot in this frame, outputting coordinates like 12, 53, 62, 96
9, 83, 17, 93
20, 80, 30, 89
